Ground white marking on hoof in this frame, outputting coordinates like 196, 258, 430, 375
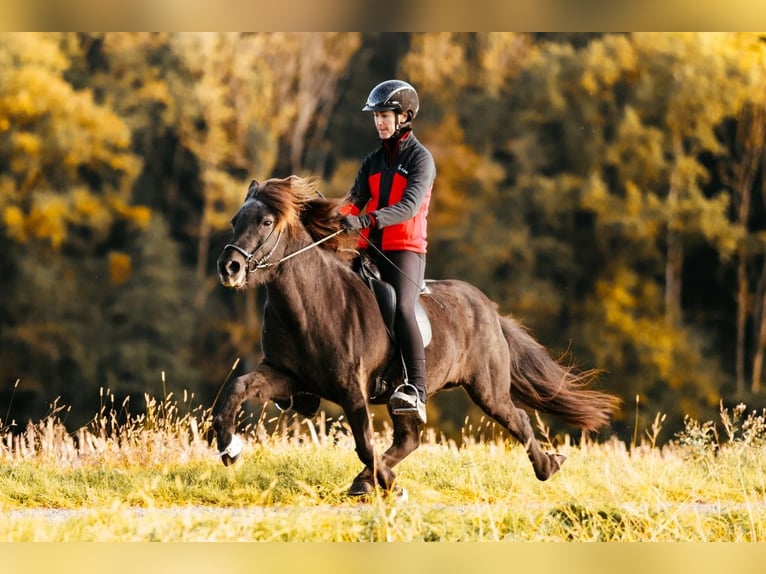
220, 434, 243, 458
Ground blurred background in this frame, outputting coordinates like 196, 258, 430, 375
2, 32, 766, 442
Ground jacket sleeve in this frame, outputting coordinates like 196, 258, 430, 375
371, 144, 435, 229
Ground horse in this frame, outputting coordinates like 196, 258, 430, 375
212, 175, 621, 496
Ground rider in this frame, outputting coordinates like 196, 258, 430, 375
339, 79, 436, 424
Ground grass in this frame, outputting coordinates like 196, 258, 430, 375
2, 391, 766, 541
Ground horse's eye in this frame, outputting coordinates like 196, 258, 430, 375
263, 219, 274, 227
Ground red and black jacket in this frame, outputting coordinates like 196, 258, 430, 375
340, 129, 436, 253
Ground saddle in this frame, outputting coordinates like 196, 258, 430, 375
355, 253, 432, 400
355, 253, 432, 347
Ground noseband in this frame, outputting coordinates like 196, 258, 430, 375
223, 227, 283, 273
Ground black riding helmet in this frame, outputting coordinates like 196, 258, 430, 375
362, 80, 420, 126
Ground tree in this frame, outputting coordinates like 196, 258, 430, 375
0, 33, 151, 424
6, 32, 766, 438
503, 33, 766, 423
0, 33, 144, 250
80, 33, 362, 378
98, 217, 200, 404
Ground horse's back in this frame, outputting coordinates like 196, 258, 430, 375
420, 279, 509, 385
422, 278, 501, 324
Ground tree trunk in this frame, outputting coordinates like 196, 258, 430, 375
723, 101, 766, 394
733, 104, 761, 395
665, 142, 683, 324
736, 250, 749, 395
751, 104, 766, 393
665, 231, 683, 325
752, 265, 766, 393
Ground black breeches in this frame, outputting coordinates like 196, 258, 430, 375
371, 250, 426, 365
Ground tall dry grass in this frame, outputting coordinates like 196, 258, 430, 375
3, 390, 766, 541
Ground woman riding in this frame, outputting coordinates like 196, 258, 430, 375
339, 79, 436, 424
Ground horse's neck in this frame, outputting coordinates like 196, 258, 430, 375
262, 234, 392, 376
265, 238, 346, 320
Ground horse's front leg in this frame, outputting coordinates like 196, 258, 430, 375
345, 401, 395, 495
212, 362, 293, 466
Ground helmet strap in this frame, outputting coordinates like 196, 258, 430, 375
385, 125, 411, 147
393, 111, 411, 135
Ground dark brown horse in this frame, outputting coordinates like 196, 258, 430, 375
213, 175, 620, 495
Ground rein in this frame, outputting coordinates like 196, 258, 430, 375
224, 228, 345, 273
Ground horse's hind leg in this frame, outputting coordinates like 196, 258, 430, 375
349, 413, 421, 495
466, 386, 564, 481
212, 363, 293, 466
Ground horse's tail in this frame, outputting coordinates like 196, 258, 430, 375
501, 315, 621, 432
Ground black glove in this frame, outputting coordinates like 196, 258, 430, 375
340, 214, 373, 231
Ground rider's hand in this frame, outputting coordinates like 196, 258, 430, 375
340, 214, 373, 231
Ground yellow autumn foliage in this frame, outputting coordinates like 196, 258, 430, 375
27, 195, 69, 249
3, 205, 27, 243
0, 33, 145, 250
112, 200, 152, 229
108, 252, 132, 285
12, 132, 41, 155
595, 269, 675, 373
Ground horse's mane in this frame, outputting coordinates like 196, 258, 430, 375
245, 176, 357, 256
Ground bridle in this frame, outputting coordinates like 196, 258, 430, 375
223, 225, 283, 273
223, 228, 344, 273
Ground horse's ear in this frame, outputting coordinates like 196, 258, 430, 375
245, 179, 259, 200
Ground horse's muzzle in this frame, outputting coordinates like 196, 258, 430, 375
218, 255, 246, 288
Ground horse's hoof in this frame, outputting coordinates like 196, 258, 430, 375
348, 477, 374, 497
545, 452, 566, 478
534, 452, 567, 481
551, 453, 567, 471
219, 434, 243, 466
221, 452, 240, 466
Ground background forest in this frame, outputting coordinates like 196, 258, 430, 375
2, 32, 766, 442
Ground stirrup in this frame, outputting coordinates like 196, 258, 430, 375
389, 384, 427, 424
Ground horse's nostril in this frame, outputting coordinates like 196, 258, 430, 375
226, 260, 241, 275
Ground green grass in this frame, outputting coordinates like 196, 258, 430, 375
2, 393, 766, 541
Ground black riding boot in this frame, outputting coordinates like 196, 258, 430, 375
390, 358, 427, 424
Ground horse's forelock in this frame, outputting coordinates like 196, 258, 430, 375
241, 176, 351, 253
249, 176, 319, 235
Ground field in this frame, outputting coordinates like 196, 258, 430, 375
2, 392, 766, 544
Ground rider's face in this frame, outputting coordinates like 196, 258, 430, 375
373, 110, 405, 140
